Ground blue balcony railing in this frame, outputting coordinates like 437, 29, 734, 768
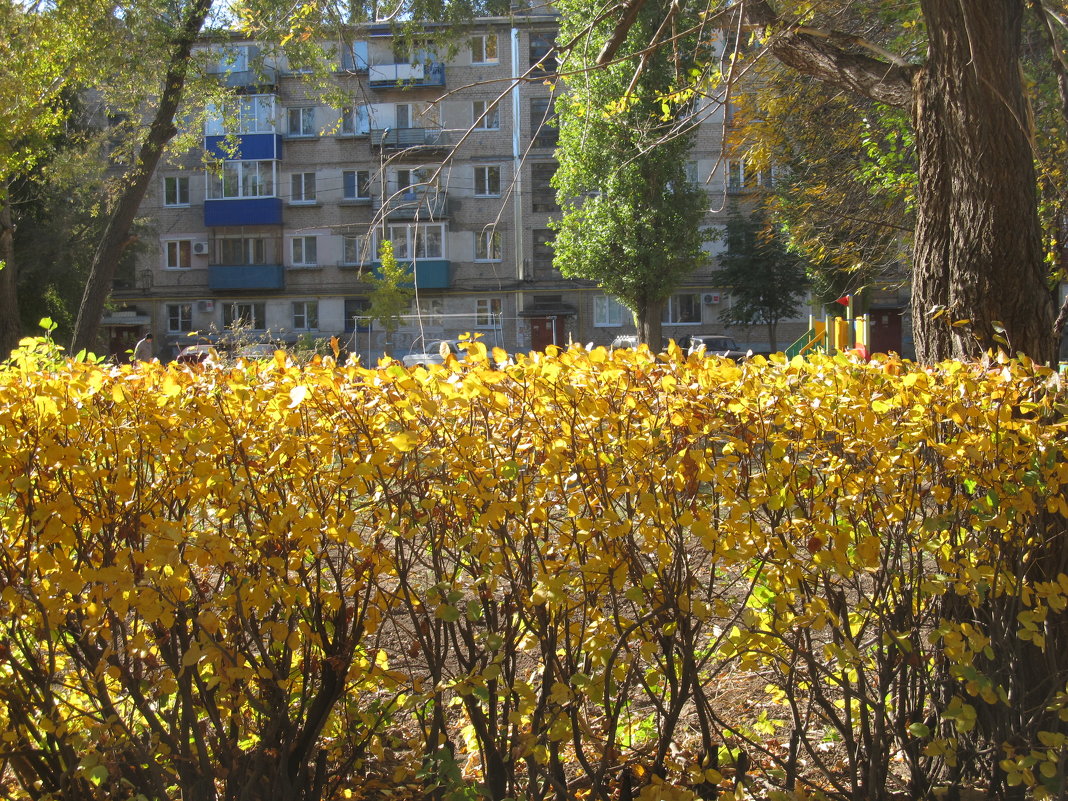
372, 259, 450, 289
204, 133, 283, 161
208, 264, 285, 291
204, 197, 283, 227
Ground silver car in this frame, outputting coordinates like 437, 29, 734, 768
401, 339, 463, 368
680, 334, 749, 359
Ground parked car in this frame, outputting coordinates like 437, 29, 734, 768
609, 335, 639, 350
401, 339, 464, 368
235, 343, 278, 360
176, 344, 219, 365
678, 334, 749, 360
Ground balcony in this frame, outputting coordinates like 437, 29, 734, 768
373, 259, 450, 289
373, 190, 447, 220
208, 264, 285, 291
204, 197, 283, 227
204, 133, 283, 161
371, 127, 449, 153
212, 66, 278, 90
368, 61, 445, 89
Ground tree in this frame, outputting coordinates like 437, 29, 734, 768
714, 205, 809, 351
365, 240, 414, 357
598, 0, 1061, 364
551, 0, 708, 347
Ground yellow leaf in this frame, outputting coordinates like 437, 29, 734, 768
390, 431, 419, 452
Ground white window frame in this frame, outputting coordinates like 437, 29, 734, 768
288, 106, 316, 137
164, 176, 190, 207
290, 171, 317, 204
342, 169, 371, 201
664, 293, 701, 324
470, 33, 498, 64
380, 223, 445, 260
291, 236, 318, 267
594, 295, 628, 327
167, 303, 193, 332
206, 160, 277, 200
342, 234, 372, 266
473, 165, 501, 197
475, 297, 503, 329
164, 240, 192, 270
410, 297, 444, 328
472, 100, 500, 130
216, 44, 252, 73
339, 104, 370, 136
475, 229, 502, 262
224, 301, 266, 330
395, 166, 438, 195
205, 94, 276, 135
292, 300, 319, 330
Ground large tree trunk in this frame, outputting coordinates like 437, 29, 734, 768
0, 181, 20, 358
911, 0, 1055, 364
635, 297, 665, 349
70, 0, 212, 356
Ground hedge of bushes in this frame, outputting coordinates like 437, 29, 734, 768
1, 336, 1066, 801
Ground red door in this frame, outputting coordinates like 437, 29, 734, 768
869, 309, 903, 355
530, 317, 563, 351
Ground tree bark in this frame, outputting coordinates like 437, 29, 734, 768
0, 180, 20, 358
636, 297, 665, 349
910, 0, 1054, 363
738, 0, 1056, 364
70, 0, 213, 356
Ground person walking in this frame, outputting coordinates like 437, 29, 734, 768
132, 333, 154, 363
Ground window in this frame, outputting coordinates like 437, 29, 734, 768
292, 236, 318, 266
531, 163, 557, 212
470, 34, 498, 64
167, 303, 193, 332
594, 295, 628, 327
165, 240, 192, 269
475, 229, 502, 261
164, 176, 190, 206
205, 95, 275, 135
472, 100, 500, 130
726, 160, 744, 193
474, 165, 501, 197
684, 161, 699, 184
529, 33, 556, 77
384, 223, 445, 260
215, 44, 252, 73
532, 228, 556, 277
475, 297, 502, 328
288, 107, 315, 137
342, 234, 372, 265
290, 172, 317, 203
342, 169, 371, 201
292, 301, 319, 330
340, 40, 368, 71
223, 302, 266, 330
411, 297, 444, 327
530, 96, 557, 147
664, 293, 701, 324
216, 235, 276, 265
345, 297, 372, 332
206, 161, 277, 199
339, 104, 369, 135
396, 166, 437, 195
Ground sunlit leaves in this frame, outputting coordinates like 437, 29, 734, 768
0, 341, 1066, 799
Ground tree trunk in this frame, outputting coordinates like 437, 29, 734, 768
635, 297, 665, 349
70, 0, 213, 355
0, 181, 20, 358
911, 0, 1054, 363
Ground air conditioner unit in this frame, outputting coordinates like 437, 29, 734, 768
192, 241, 209, 256
197, 300, 214, 313
703, 293, 721, 305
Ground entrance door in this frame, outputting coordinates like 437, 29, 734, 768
869, 309, 903, 355
530, 317, 563, 351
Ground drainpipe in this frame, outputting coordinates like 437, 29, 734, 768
511, 25, 524, 288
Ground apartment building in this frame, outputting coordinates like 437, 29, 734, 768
108, 13, 800, 362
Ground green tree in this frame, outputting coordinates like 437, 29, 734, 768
366, 240, 414, 357
714, 205, 809, 352
598, 0, 1063, 364
551, 0, 708, 347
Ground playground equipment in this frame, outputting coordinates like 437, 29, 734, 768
785, 296, 871, 359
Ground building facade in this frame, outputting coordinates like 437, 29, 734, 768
110, 14, 808, 362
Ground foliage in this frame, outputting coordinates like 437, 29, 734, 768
551, 0, 708, 346
2, 338, 1067, 801
713, 204, 810, 351
365, 240, 415, 338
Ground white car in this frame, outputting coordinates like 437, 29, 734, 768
681, 334, 749, 359
401, 339, 463, 368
